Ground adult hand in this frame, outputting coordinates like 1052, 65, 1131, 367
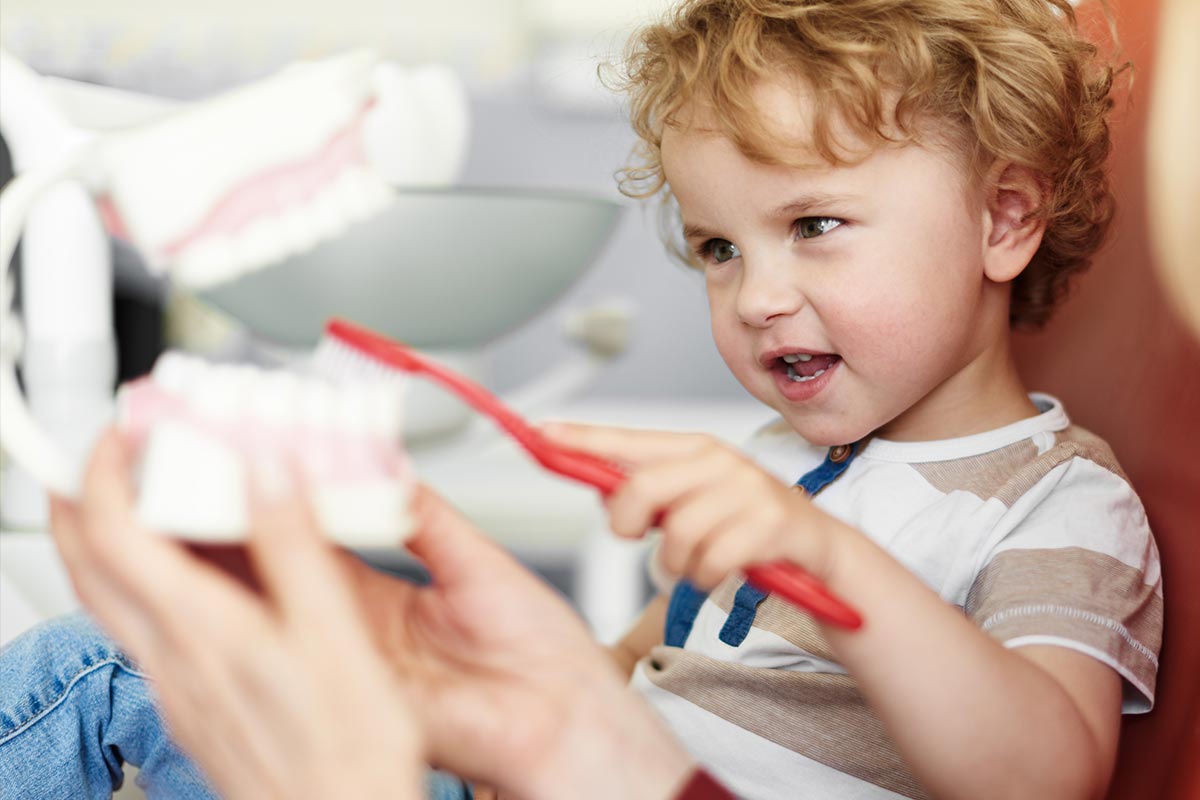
48, 429, 425, 800
336, 478, 697, 800
50, 427, 697, 800
541, 422, 850, 590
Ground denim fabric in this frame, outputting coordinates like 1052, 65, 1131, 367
664, 580, 709, 648
0, 613, 473, 800
427, 772, 472, 800
716, 581, 769, 648
0, 613, 217, 800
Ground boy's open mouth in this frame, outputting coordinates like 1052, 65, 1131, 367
775, 353, 841, 383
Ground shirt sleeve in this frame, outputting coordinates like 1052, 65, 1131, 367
964, 455, 1162, 712
675, 769, 736, 800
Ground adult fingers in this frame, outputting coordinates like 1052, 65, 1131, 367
77, 428, 141, 547
241, 454, 362, 629
403, 484, 523, 590
47, 496, 158, 649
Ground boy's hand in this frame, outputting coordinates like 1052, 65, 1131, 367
541, 422, 847, 590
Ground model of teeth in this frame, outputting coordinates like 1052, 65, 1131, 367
116, 351, 412, 546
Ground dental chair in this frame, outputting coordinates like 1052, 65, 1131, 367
1012, 4, 1199, 797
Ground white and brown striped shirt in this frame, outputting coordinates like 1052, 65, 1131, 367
632, 394, 1162, 799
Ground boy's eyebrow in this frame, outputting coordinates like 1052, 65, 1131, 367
682, 221, 720, 240
681, 192, 860, 239
770, 192, 860, 217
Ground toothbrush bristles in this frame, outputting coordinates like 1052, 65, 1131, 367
311, 337, 408, 389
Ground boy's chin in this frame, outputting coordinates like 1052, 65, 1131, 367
773, 407, 876, 448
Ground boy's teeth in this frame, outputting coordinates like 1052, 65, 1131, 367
786, 365, 828, 383
781, 353, 814, 364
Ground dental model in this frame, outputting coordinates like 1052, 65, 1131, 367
0, 49, 466, 540
117, 352, 412, 545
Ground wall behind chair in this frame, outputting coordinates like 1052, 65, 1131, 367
1012, 1, 1200, 797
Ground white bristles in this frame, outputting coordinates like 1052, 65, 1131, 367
309, 334, 409, 442
310, 334, 410, 389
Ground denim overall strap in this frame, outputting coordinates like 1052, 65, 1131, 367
662, 439, 866, 649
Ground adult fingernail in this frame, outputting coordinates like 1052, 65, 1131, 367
248, 450, 294, 505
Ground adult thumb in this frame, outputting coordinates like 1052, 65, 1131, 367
404, 484, 519, 588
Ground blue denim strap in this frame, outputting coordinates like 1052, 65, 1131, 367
664, 580, 709, 648
794, 440, 864, 495
717, 581, 770, 646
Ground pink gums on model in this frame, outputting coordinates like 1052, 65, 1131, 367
97, 104, 376, 258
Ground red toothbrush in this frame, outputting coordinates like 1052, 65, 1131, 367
315, 317, 863, 630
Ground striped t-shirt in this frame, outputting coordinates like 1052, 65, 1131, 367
631, 394, 1162, 800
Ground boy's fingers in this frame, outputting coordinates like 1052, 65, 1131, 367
539, 422, 714, 464
611, 453, 738, 534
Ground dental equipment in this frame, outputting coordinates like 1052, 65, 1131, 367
0, 49, 451, 512
118, 353, 413, 545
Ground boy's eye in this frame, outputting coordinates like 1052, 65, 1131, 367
703, 238, 741, 263
796, 217, 843, 239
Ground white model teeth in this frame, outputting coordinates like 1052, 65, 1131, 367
171, 167, 395, 289
152, 351, 202, 393
300, 378, 338, 428
135, 349, 415, 547
335, 384, 371, 435
367, 386, 403, 439
149, 353, 403, 437
251, 371, 301, 427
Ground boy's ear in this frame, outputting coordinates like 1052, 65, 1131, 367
982, 161, 1048, 283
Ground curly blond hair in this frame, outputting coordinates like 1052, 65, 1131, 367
613, 0, 1126, 328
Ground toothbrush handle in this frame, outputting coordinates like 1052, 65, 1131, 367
540, 442, 863, 630
742, 563, 862, 629
326, 320, 863, 630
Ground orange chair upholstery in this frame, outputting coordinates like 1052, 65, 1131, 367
1012, 2, 1200, 796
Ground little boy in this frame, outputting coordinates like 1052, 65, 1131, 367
0, 1, 1162, 799
537, 0, 1162, 797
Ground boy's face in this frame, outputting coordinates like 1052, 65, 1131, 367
663, 84, 1012, 445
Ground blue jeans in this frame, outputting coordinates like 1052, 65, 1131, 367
0, 613, 471, 799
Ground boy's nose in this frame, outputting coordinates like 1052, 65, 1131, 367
735, 258, 806, 327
